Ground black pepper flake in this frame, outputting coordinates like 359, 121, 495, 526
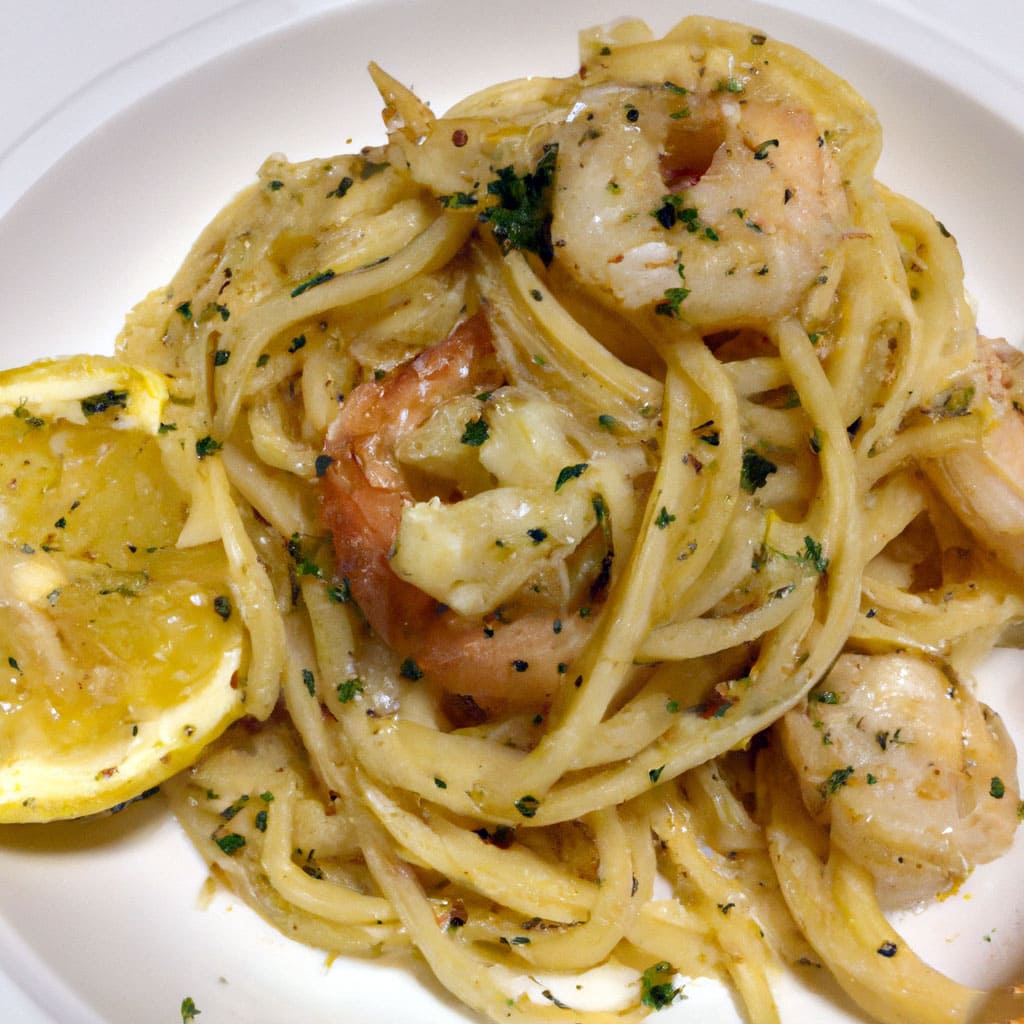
877, 941, 898, 958
512, 659, 529, 672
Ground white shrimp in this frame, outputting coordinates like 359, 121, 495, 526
777, 651, 1019, 908
926, 336, 1024, 576
549, 83, 849, 331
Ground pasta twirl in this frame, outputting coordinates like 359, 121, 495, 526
20, 12, 1024, 1024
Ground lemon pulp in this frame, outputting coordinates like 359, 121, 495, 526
0, 356, 249, 822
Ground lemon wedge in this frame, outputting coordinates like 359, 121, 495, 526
0, 355, 249, 822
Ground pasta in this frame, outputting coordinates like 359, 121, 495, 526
9, 13, 1024, 1024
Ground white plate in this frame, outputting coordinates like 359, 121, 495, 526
0, 2, 1022, 1021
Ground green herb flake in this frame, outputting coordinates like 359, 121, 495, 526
434, 777, 448, 789
439, 191, 478, 209
291, 269, 336, 298
175, 301, 193, 321
753, 139, 780, 160
288, 334, 307, 353
877, 941, 898, 958
554, 463, 589, 491
514, 795, 541, 818
302, 668, 316, 696
990, 777, 1006, 799
315, 454, 334, 477
213, 595, 232, 621
649, 765, 665, 784
460, 417, 489, 446
814, 690, 840, 705
640, 961, 681, 1010
821, 765, 855, 797
195, 436, 223, 460
655, 506, 676, 529
213, 349, 230, 367
181, 996, 201, 1023
81, 389, 129, 417
479, 144, 559, 266
337, 677, 365, 703
740, 449, 777, 493
214, 832, 246, 856
527, 527, 548, 544
798, 535, 829, 574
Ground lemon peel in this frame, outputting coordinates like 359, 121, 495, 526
0, 355, 251, 822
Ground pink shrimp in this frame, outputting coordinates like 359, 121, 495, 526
320, 312, 599, 720
926, 337, 1024, 577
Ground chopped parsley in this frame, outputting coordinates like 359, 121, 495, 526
213, 832, 246, 855
212, 595, 232, 621
460, 417, 489, 446
315, 454, 334, 477
821, 765, 855, 796
554, 463, 589, 491
302, 668, 316, 696
640, 962, 681, 1009
990, 777, 1006, 799
81, 389, 129, 417
195, 436, 223, 460
337, 677, 365, 703
655, 506, 676, 529
479, 144, 559, 266
740, 449, 777, 493
181, 996, 201, 1023
655, 264, 690, 317
797, 535, 829, 574
438, 191, 478, 209
753, 139, 780, 160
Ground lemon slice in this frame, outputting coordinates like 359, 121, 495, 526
0, 355, 249, 822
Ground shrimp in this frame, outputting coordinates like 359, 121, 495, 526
549, 83, 849, 332
925, 336, 1024, 577
319, 313, 601, 720
776, 651, 1019, 908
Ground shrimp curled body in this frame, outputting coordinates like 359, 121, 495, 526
778, 651, 1019, 908
550, 84, 849, 331
320, 313, 599, 718
926, 337, 1024, 577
